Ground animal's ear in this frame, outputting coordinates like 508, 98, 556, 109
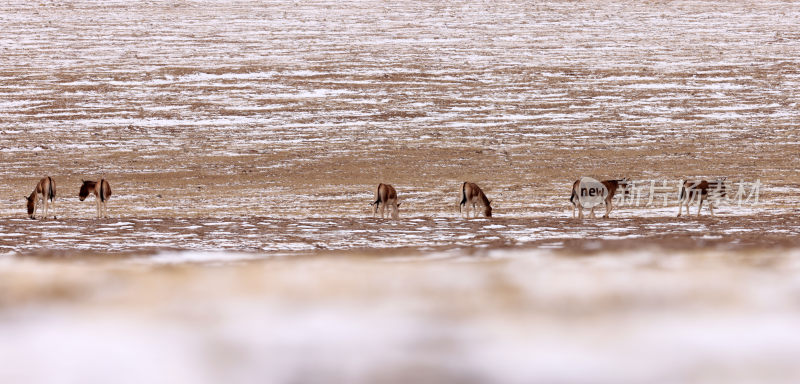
397, 203, 401, 207
489, 199, 493, 204
81, 179, 85, 183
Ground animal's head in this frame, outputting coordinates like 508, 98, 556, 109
25, 194, 35, 218
619, 177, 632, 195
485, 200, 493, 217
78, 180, 91, 201
391, 203, 401, 219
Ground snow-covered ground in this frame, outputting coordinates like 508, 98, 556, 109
1, 0, 800, 382
0, 0, 798, 218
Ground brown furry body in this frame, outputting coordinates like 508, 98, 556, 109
678, 179, 726, 217
459, 182, 492, 218
370, 183, 400, 219
79, 179, 112, 218
570, 178, 629, 219
26, 176, 56, 220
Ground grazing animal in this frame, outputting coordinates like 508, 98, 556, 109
79, 178, 112, 218
26, 176, 57, 220
370, 183, 400, 219
677, 178, 726, 217
459, 182, 492, 218
570, 177, 630, 219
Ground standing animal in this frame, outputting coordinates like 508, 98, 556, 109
570, 177, 629, 219
459, 182, 492, 218
370, 183, 400, 219
79, 178, 112, 218
26, 176, 56, 220
677, 178, 726, 217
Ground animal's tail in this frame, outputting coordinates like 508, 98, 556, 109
47, 176, 55, 201
679, 180, 686, 201
569, 180, 578, 206
459, 182, 467, 212
370, 184, 381, 206
100, 179, 105, 202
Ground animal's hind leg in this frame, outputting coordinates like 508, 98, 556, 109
697, 198, 704, 217
379, 202, 386, 219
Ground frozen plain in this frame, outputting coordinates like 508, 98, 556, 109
1, 1, 800, 383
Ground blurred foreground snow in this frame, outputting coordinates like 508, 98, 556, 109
2, 248, 800, 383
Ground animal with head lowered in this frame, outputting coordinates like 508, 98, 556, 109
570, 177, 629, 219
459, 182, 492, 218
79, 178, 112, 218
677, 178, 726, 217
26, 176, 57, 220
370, 183, 400, 219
